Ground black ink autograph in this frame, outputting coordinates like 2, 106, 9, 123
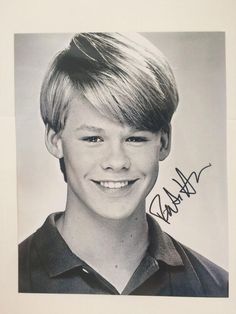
148, 163, 212, 224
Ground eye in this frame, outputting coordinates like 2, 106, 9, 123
126, 136, 148, 143
81, 136, 104, 143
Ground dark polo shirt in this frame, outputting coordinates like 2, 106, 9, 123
19, 213, 228, 296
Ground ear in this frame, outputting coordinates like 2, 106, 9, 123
159, 125, 171, 161
45, 126, 63, 159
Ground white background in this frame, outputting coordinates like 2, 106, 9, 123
1, 1, 236, 314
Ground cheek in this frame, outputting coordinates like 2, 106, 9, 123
145, 160, 159, 180
63, 143, 100, 175
132, 145, 160, 172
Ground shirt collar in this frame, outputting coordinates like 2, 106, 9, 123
33, 212, 183, 278
33, 212, 84, 277
146, 214, 184, 266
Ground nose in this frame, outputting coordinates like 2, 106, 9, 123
101, 142, 131, 171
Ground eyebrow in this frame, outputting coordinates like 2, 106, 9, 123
75, 124, 104, 133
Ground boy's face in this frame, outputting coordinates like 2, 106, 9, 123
49, 96, 170, 220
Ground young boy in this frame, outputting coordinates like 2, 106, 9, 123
19, 33, 228, 296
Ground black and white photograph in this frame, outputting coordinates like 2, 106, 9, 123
15, 32, 228, 296
1, 0, 236, 313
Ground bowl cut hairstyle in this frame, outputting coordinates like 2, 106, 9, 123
40, 32, 179, 135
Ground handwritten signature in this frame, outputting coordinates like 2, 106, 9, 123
148, 163, 212, 224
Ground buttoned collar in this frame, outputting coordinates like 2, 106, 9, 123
33, 212, 183, 278
147, 214, 183, 266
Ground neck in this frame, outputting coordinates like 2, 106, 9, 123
56, 193, 149, 291
57, 200, 149, 263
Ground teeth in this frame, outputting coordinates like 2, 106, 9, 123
99, 181, 129, 189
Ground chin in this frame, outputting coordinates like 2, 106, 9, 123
92, 205, 138, 221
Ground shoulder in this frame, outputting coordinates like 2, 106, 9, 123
18, 212, 64, 293
19, 233, 34, 255
170, 236, 228, 297
18, 233, 35, 292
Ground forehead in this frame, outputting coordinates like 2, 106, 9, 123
62, 86, 164, 135
64, 95, 133, 133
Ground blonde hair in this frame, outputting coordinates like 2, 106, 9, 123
40, 33, 179, 134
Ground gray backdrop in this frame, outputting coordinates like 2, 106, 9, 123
15, 32, 228, 269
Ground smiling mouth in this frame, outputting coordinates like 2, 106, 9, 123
92, 179, 138, 189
